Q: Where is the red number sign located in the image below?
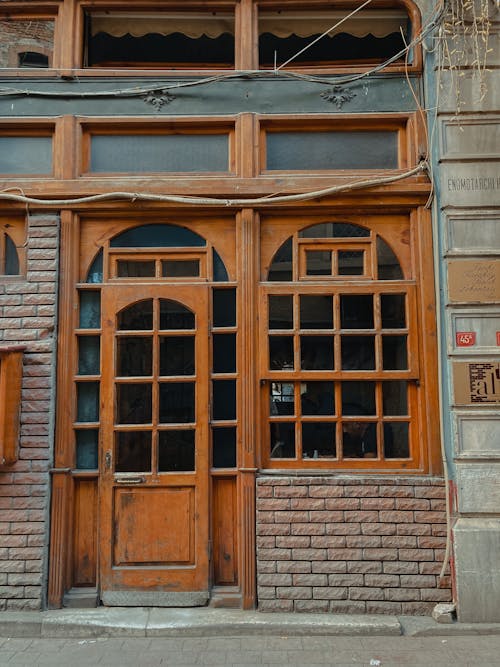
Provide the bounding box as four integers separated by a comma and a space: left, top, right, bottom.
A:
496, 332, 500, 346
456, 332, 476, 347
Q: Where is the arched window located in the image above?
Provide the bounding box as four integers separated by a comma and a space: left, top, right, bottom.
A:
0, 232, 20, 276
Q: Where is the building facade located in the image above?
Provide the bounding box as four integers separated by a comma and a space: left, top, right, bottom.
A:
0, 0, 498, 619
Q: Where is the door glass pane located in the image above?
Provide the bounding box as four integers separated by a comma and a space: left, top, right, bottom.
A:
116, 384, 152, 424
213, 379, 236, 420
213, 288, 236, 327
111, 223, 206, 248
300, 222, 370, 238
383, 381, 408, 415
213, 333, 236, 373
384, 422, 409, 458
306, 250, 331, 276
269, 295, 293, 330
270, 422, 295, 458
270, 382, 295, 416
75, 429, 98, 469
268, 238, 293, 282
76, 382, 100, 422
116, 260, 155, 277
117, 300, 153, 330
341, 335, 375, 369
213, 249, 229, 282
78, 336, 100, 375
300, 295, 333, 329
301, 381, 335, 415
341, 381, 376, 415
160, 299, 195, 330
79, 291, 101, 329
115, 431, 152, 472
381, 294, 406, 328
159, 382, 195, 423
269, 336, 294, 370
5, 235, 19, 275
158, 430, 195, 472
338, 250, 364, 275
212, 427, 236, 468
342, 422, 377, 458
300, 336, 334, 370
117, 337, 152, 376
162, 259, 200, 277
302, 423, 336, 459
160, 336, 195, 375
340, 295, 374, 329
86, 251, 103, 283
382, 335, 408, 370
377, 237, 403, 280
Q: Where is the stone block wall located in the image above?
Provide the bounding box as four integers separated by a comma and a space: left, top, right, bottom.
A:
256, 476, 452, 614
0, 213, 59, 610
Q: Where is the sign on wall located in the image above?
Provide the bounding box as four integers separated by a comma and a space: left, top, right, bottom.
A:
453, 361, 500, 405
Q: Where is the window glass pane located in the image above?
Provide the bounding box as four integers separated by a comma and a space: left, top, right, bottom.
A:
268, 238, 293, 281
75, 429, 98, 469
158, 430, 195, 472
160, 299, 194, 330
377, 236, 403, 280
270, 382, 295, 416
302, 423, 336, 459
78, 336, 100, 375
212, 426, 236, 468
118, 300, 153, 331
116, 260, 155, 277
0, 137, 52, 174
0, 19, 54, 68
76, 382, 100, 422
300, 295, 333, 329
383, 381, 408, 416
269, 336, 294, 370
338, 250, 364, 276
213, 379, 236, 421
382, 335, 408, 370
213, 288, 236, 327
79, 291, 101, 329
213, 333, 236, 373
306, 250, 331, 276
342, 381, 376, 416
4, 235, 19, 275
115, 431, 151, 472
86, 250, 103, 283
117, 337, 152, 376
340, 295, 374, 329
270, 422, 295, 458
111, 224, 205, 248
116, 383, 152, 424
266, 132, 398, 170
384, 422, 409, 458
299, 222, 369, 238
213, 249, 229, 282
269, 295, 293, 330
301, 381, 334, 415
90, 134, 229, 173
162, 259, 200, 278
341, 335, 375, 370
159, 382, 195, 423
160, 336, 195, 375
381, 294, 406, 328
342, 422, 377, 459
300, 335, 333, 370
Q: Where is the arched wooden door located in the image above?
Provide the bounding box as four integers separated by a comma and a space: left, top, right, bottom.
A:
99, 284, 210, 605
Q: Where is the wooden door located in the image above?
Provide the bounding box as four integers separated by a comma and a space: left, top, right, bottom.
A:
99, 284, 210, 606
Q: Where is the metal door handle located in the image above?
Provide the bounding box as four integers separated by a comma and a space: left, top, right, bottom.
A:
115, 476, 146, 484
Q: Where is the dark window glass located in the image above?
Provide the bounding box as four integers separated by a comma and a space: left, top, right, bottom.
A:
213, 288, 236, 327
161, 259, 200, 278
266, 132, 398, 171
213, 379, 236, 420
341, 381, 376, 416
160, 336, 195, 375
301, 381, 334, 415
377, 237, 403, 280
0, 137, 52, 174
4, 235, 19, 275
300, 295, 333, 329
269, 336, 294, 370
18, 51, 49, 68
115, 431, 151, 472
86, 250, 103, 283
111, 224, 205, 248
79, 291, 101, 329
306, 250, 331, 276
268, 238, 293, 281
269, 295, 293, 330
300, 335, 333, 370
383, 381, 408, 416
116, 383, 152, 424
299, 222, 369, 238
116, 260, 155, 278
340, 295, 374, 329
76, 382, 100, 422
270, 422, 295, 458
341, 335, 375, 370
213, 333, 236, 373
381, 294, 406, 328
160, 299, 195, 330
270, 382, 295, 416
75, 429, 98, 469
213, 249, 229, 282
338, 250, 364, 276
302, 423, 336, 459
158, 430, 195, 472
382, 335, 408, 370
78, 336, 100, 375
117, 337, 152, 376
118, 300, 153, 331
384, 422, 409, 458
212, 427, 237, 468
342, 422, 377, 459
159, 382, 195, 423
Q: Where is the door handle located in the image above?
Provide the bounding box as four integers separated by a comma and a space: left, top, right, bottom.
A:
115, 476, 146, 484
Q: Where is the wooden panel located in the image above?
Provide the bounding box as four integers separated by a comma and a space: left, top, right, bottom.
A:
113, 487, 195, 566
0, 348, 24, 466
72, 478, 97, 586
212, 476, 238, 585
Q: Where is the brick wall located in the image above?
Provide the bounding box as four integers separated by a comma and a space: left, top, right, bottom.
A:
0, 20, 54, 68
257, 475, 452, 614
0, 213, 59, 610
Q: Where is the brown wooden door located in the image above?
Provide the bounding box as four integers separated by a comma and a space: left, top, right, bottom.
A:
99, 284, 210, 606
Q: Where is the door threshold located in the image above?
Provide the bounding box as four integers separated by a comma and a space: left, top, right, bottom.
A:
209, 586, 242, 608
101, 590, 210, 607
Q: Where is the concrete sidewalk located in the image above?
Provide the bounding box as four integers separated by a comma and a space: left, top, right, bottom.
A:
1, 608, 500, 639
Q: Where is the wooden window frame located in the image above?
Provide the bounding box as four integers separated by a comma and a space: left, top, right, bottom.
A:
108, 250, 208, 281
0, 346, 25, 466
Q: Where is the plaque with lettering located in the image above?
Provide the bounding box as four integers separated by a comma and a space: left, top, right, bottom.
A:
448, 260, 500, 303
453, 361, 500, 405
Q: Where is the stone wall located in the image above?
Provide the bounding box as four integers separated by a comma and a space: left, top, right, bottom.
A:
0, 213, 59, 610
256, 476, 451, 614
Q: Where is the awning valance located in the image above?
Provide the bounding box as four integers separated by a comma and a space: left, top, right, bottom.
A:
90, 13, 235, 38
